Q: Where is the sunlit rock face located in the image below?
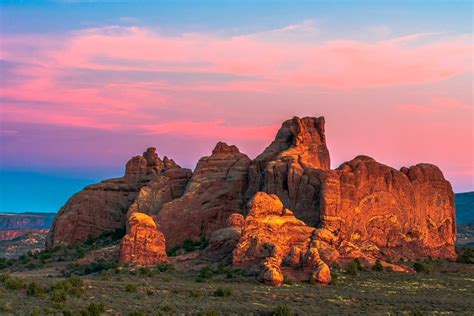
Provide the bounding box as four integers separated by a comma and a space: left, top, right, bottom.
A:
156, 142, 252, 247
47, 147, 188, 246
233, 192, 331, 286
315, 156, 456, 261
47, 115, 456, 269
119, 212, 168, 266
246, 116, 331, 226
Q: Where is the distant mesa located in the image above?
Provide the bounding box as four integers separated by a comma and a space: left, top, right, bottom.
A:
45, 116, 457, 286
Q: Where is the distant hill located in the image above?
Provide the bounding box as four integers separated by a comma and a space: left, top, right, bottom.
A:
0, 212, 56, 230
456, 192, 474, 225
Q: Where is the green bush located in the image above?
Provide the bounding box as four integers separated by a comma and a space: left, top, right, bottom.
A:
199, 308, 220, 316
128, 312, 146, 316
27, 281, 45, 297
196, 266, 214, 282
49, 277, 84, 298
0, 273, 26, 290
189, 289, 201, 298
273, 304, 293, 316
50, 289, 68, 303
345, 261, 359, 275
372, 259, 384, 272
0, 302, 13, 313
167, 237, 209, 256
161, 303, 175, 313
456, 247, 474, 264
125, 283, 138, 293
413, 261, 430, 273
213, 287, 232, 297
81, 303, 105, 316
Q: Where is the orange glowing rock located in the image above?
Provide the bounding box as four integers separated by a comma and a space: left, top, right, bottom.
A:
119, 212, 168, 266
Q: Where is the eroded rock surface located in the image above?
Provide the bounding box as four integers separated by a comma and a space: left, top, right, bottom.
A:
246, 116, 330, 226
47, 147, 185, 246
119, 212, 168, 266
233, 192, 331, 286
156, 142, 251, 247
316, 156, 456, 261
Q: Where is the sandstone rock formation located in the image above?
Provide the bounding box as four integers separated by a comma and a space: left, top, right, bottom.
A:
233, 192, 331, 286
156, 142, 251, 247
119, 212, 168, 266
47, 147, 189, 246
246, 116, 330, 226
47, 115, 457, 282
315, 156, 456, 261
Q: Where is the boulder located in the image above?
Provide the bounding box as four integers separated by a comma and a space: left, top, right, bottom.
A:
119, 213, 168, 266
233, 192, 331, 286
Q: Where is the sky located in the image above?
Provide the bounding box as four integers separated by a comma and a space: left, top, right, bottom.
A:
0, 0, 473, 212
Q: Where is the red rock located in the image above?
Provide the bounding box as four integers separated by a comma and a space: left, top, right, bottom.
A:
156, 142, 251, 247
47, 147, 186, 247
127, 167, 192, 217
119, 212, 168, 266
227, 213, 245, 229
317, 156, 456, 261
246, 116, 330, 226
233, 192, 331, 286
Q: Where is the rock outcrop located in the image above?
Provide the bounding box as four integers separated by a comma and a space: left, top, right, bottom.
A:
46, 115, 457, 283
246, 116, 330, 226
156, 142, 251, 247
315, 156, 456, 261
119, 212, 168, 266
47, 147, 189, 246
233, 192, 331, 286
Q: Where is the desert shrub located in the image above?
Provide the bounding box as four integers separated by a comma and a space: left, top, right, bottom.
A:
213, 287, 232, 297
199, 308, 220, 316
66, 259, 118, 276
155, 263, 173, 273
161, 303, 175, 313
168, 237, 209, 256
189, 289, 201, 298
0, 273, 26, 290
413, 261, 430, 273
372, 259, 384, 272
196, 266, 214, 282
345, 261, 359, 275
0, 302, 13, 313
456, 247, 474, 264
49, 277, 84, 298
50, 289, 68, 303
29, 307, 42, 316
27, 281, 45, 297
125, 283, 138, 293
353, 258, 363, 271
283, 276, 295, 285
273, 304, 293, 316
138, 267, 151, 276
81, 302, 105, 316
0, 258, 15, 270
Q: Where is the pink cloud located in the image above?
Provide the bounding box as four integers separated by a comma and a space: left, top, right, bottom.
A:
399, 97, 472, 113
142, 120, 279, 141
0, 24, 472, 191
